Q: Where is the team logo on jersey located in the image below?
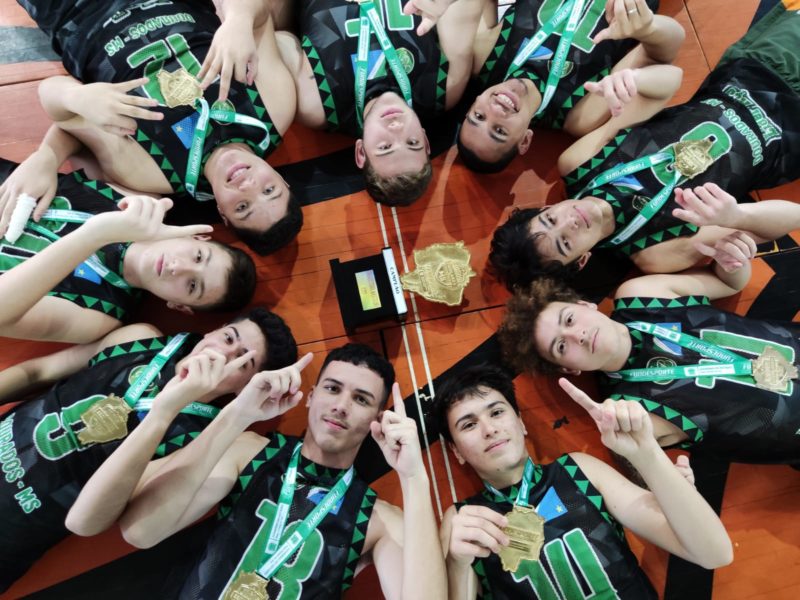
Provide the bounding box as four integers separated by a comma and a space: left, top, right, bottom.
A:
653, 323, 683, 356
396, 47, 415, 74
73, 262, 102, 284
128, 365, 159, 396
171, 112, 200, 149
307, 486, 345, 515
646, 356, 677, 385
536, 487, 567, 521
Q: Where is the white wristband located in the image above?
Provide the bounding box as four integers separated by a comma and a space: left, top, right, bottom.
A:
4, 194, 37, 244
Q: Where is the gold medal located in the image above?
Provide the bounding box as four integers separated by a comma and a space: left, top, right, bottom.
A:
672, 138, 713, 179
400, 241, 476, 306
752, 346, 798, 393
222, 571, 269, 600
498, 505, 546, 573
77, 394, 133, 445
157, 68, 202, 108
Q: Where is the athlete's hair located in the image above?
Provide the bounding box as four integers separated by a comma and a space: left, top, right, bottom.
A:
489, 207, 580, 291
457, 130, 518, 174
498, 278, 582, 374
231, 306, 298, 370
231, 190, 304, 256
363, 158, 433, 206
195, 243, 256, 312
319, 343, 396, 407
433, 364, 519, 443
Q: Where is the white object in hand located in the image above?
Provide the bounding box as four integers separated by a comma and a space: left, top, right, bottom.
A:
5, 194, 37, 244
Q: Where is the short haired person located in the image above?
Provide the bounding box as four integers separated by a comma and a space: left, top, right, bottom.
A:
489, 0, 800, 288
0, 305, 298, 591
434, 364, 732, 599
459, 0, 685, 173
276, 0, 484, 205
14, 0, 302, 254
0, 167, 255, 343
65, 343, 446, 599
500, 227, 800, 464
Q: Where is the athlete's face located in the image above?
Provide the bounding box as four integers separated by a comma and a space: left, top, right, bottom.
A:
447, 389, 528, 479
356, 92, 430, 177
528, 200, 605, 267
458, 79, 536, 163
187, 318, 267, 394
305, 361, 386, 458
206, 145, 290, 233
128, 237, 232, 312
534, 301, 621, 374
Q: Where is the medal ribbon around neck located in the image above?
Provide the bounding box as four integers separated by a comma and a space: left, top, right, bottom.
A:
576, 145, 688, 247
354, 1, 414, 130
256, 442, 354, 580
184, 98, 273, 198
484, 458, 540, 507
27, 209, 132, 290
505, 0, 587, 117
607, 321, 759, 382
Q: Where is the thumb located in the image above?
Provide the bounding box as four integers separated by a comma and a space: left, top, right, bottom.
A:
675, 454, 690, 468
584, 81, 600, 94
417, 17, 435, 36
370, 420, 385, 445
157, 197, 174, 212
402, 0, 419, 16
593, 27, 611, 44
693, 240, 716, 258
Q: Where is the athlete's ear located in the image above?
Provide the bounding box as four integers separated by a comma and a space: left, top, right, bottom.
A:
354, 139, 366, 169
450, 442, 466, 465
166, 301, 194, 315
517, 129, 534, 156
519, 415, 528, 436
558, 366, 582, 376
192, 234, 212, 241
577, 300, 597, 310
576, 252, 591, 270
306, 385, 315, 407
423, 129, 431, 156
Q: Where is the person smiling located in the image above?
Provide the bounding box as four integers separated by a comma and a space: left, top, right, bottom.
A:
433, 364, 731, 599
65, 343, 445, 599
0, 171, 255, 344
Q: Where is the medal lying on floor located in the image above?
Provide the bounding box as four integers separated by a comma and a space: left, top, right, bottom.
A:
400, 241, 476, 306
499, 504, 546, 572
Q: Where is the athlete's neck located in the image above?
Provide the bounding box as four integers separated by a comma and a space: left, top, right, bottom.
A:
602, 322, 634, 372
300, 431, 357, 470
481, 454, 530, 491
120, 244, 143, 288
585, 196, 617, 238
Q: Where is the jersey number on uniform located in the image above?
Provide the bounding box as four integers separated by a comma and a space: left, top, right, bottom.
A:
219, 499, 324, 599
510, 528, 620, 599
538, 0, 605, 53
126, 33, 201, 105
345, 0, 414, 37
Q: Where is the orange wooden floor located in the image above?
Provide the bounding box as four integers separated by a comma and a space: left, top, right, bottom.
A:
1, 1, 799, 598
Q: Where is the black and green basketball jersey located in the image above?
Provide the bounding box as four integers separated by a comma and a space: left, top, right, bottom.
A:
299, 0, 448, 137
178, 433, 376, 599
462, 455, 656, 599
477, 0, 657, 129
605, 296, 800, 464
0, 333, 211, 592
19, 0, 281, 199
564, 57, 800, 256
0, 161, 140, 322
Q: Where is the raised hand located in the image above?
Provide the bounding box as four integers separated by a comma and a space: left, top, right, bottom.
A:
447, 505, 510, 565
198, 14, 258, 103
672, 183, 742, 229
70, 77, 163, 136
694, 230, 757, 273
584, 68, 638, 117
402, 0, 457, 36
87, 196, 213, 244
593, 0, 655, 44
558, 378, 658, 459
230, 352, 314, 426
0, 150, 59, 236
370, 383, 425, 480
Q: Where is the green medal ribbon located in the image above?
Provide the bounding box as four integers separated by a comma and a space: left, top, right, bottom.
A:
607, 321, 755, 382
484, 458, 539, 507
257, 442, 354, 580
354, 1, 414, 130
26, 209, 132, 290
576, 149, 680, 247
184, 98, 272, 198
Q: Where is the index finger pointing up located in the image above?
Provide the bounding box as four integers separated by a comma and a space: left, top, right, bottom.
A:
391, 382, 406, 418
294, 352, 314, 373
558, 378, 602, 421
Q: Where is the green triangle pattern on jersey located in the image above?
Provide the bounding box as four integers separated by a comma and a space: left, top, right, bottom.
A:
541, 67, 612, 130
88, 335, 169, 367
557, 454, 624, 539
611, 393, 704, 444
134, 128, 186, 194
477, 5, 516, 86
340, 487, 378, 592
565, 130, 631, 190
614, 295, 710, 311
301, 36, 340, 130
154, 431, 200, 458
434, 51, 450, 114
617, 222, 699, 257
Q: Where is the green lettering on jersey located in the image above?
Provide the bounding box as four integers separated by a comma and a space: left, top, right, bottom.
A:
219, 498, 324, 599
33, 395, 104, 461
126, 33, 202, 104
651, 122, 732, 185
695, 329, 795, 395
345, 0, 414, 37
510, 529, 620, 599
538, 0, 605, 54
0, 195, 70, 273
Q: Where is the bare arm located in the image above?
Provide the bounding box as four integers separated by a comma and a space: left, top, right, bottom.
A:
252, 17, 297, 135
440, 505, 480, 600
437, 0, 485, 109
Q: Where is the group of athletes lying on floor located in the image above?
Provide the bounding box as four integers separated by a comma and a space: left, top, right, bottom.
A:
0, 0, 798, 598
